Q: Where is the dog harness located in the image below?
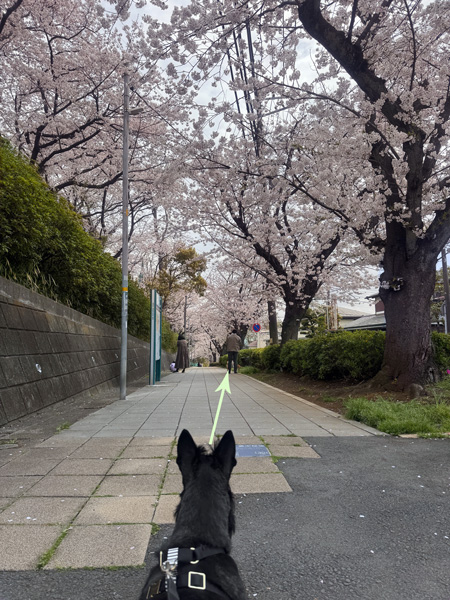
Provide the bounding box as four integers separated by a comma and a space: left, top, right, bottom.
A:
145, 545, 231, 600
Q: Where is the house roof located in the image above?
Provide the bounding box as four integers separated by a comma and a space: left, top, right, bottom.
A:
338, 306, 371, 319
341, 314, 386, 331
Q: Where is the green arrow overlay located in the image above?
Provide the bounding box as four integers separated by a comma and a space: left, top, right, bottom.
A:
209, 371, 231, 444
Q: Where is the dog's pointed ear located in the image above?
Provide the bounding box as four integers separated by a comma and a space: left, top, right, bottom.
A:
177, 429, 198, 476
214, 430, 236, 478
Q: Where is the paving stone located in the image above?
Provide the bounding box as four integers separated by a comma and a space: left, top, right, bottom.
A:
268, 445, 320, 458
162, 474, 183, 494
46, 524, 152, 569
92, 429, 138, 438
94, 474, 161, 497
22, 447, 76, 460
0, 496, 86, 524
233, 435, 265, 445
230, 473, 292, 494
74, 496, 156, 525
0, 497, 13, 510
120, 445, 171, 459
153, 495, 179, 524
166, 460, 181, 474
0, 525, 62, 570
0, 457, 62, 476
0, 476, 41, 497
35, 438, 85, 449
25, 475, 103, 497
109, 458, 167, 475
51, 458, 113, 476
262, 435, 308, 446
70, 444, 127, 459
234, 457, 280, 473
134, 430, 176, 438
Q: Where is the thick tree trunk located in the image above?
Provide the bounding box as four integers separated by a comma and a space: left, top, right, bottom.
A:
281, 301, 307, 345
268, 300, 278, 344
378, 249, 438, 392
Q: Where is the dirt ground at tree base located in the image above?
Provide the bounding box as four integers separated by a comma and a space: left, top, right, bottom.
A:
248, 371, 411, 416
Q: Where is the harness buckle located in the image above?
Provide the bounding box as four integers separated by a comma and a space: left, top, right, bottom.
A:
190, 547, 199, 564
188, 571, 206, 590
161, 547, 179, 576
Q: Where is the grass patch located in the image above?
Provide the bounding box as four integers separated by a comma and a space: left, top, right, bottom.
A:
239, 366, 260, 375
344, 397, 450, 436
56, 422, 71, 433
320, 395, 342, 403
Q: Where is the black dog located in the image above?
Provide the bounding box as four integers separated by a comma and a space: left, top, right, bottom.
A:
139, 429, 246, 600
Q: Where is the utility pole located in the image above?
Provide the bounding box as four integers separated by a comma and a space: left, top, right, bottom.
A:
184, 295, 187, 333
442, 249, 450, 334
119, 72, 130, 400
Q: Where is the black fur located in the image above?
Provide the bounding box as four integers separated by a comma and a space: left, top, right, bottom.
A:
139, 430, 246, 600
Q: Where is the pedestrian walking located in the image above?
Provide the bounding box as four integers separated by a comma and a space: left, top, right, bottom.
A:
175, 333, 189, 373
226, 329, 241, 374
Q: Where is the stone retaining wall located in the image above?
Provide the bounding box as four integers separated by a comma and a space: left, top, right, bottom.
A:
0, 276, 170, 425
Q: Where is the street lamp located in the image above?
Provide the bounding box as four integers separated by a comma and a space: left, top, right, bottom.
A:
119, 72, 143, 400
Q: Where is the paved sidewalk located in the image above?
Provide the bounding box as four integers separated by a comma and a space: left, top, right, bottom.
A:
0, 368, 382, 572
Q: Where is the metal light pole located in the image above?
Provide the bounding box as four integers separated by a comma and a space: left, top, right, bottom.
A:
442, 249, 450, 334
184, 295, 187, 333
119, 72, 130, 400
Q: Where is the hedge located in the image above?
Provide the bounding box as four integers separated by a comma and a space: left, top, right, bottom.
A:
0, 138, 180, 347
236, 332, 450, 381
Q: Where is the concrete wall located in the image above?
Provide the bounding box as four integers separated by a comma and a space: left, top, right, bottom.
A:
0, 276, 171, 426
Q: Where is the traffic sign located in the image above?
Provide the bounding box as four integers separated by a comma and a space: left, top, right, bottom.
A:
252, 323, 261, 332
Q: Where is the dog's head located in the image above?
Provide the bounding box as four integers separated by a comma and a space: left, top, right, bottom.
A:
176, 429, 237, 484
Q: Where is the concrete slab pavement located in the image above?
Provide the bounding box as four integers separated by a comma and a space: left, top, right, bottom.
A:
0, 367, 383, 572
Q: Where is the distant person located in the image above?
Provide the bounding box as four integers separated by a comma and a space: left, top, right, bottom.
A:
175, 333, 189, 373
226, 329, 241, 374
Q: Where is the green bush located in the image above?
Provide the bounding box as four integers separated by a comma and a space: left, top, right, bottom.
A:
281, 331, 385, 380
0, 138, 152, 341
219, 354, 228, 368
161, 317, 178, 353
237, 349, 254, 366
432, 332, 450, 373
260, 344, 281, 371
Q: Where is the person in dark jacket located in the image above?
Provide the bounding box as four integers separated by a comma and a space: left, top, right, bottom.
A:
175, 333, 189, 373
226, 329, 241, 374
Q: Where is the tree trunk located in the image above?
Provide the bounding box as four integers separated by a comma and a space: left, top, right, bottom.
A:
281, 301, 307, 345
237, 324, 247, 348
268, 300, 278, 344
378, 248, 438, 392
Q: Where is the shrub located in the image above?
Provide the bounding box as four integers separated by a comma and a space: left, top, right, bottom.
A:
280, 331, 385, 380
161, 317, 178, 353
238, 349, 254, 366
0, 138, 154, 342
432, 332, 450, 373
219, 354, 228, 368
260, 344, 281, 371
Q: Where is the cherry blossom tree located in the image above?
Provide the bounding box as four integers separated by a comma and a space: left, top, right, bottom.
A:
145, 0, 450, 391
0, 0, 180, 259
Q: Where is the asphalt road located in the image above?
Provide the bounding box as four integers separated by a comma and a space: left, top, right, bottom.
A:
0, 436, 449, 600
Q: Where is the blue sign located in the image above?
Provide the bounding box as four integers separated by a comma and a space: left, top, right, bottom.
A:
252, 323, 261, 333
235, 444, 271, 458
